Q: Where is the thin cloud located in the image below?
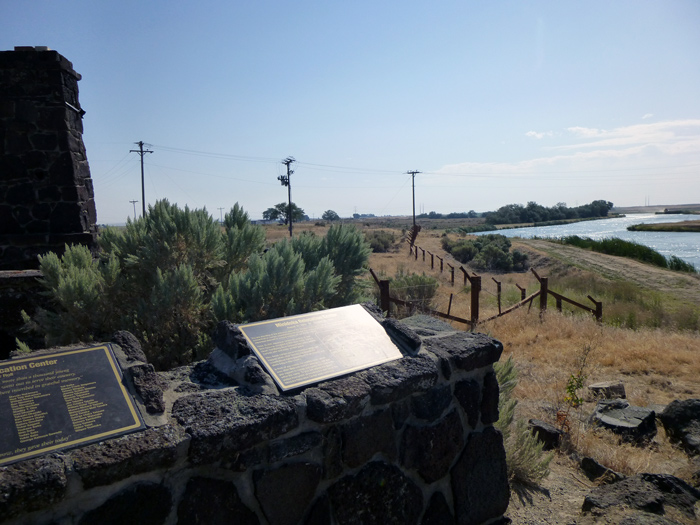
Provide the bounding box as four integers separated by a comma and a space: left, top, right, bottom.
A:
434, 119, 700, 178
525, 130, 554, 139
555, 120, 700, 150
642, 113, 653, 119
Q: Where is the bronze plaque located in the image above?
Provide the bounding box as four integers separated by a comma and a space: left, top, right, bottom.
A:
0, 345, 144, 466
238, 304, 403, 391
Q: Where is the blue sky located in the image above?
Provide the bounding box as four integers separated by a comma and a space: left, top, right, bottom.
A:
3, 1, 700, 223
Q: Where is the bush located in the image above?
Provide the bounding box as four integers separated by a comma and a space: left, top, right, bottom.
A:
22, 244, 121, 346
494, 356, 553, 485
385, 270, 439, 317
472, 244, 513, 272
24, 203, 371, 369
211, 239, 339, 322
452, 242, 479, 263
557, 236, 696, 272
24, 200, 265, 369
365, 230, 396, 253
442, 233, 526, 271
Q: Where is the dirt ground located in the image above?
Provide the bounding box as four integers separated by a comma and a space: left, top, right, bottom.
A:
504, 454, 699, 524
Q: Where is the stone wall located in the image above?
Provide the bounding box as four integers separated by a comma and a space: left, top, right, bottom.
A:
0, 313, 510, 525
0, 46, 97, 271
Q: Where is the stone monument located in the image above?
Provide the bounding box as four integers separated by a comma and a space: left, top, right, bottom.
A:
0, 46, 97, 270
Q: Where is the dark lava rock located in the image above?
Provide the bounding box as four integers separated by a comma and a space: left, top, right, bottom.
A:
422, 332, 503, 376
528, 419, 564, 451
231, 355, 279, 396
70, 425, 188, 488
421, 491, 454, 525
213, 320, 251, 360
591, 399, 657, 443
305, 375, 371, 423
328, 461, 423, 525
410, 383, 452, 422
454, 378, 481, 429
658, 399, 700, 455
582, 473, 700, 518
451, 427, 510, 525
111, 330, 147, 363
381, 317, 422, 355
588, 380, 626, 400
172, 390, 298, 464
254, 462, 322, 525
400, 314, 456, 337
268, 431, 322, 463
580, 456, 625, 484
481, 371, 500, 424
341, 409, 397, 468
401, 409, 465, 483
78, 481, 171, 525
360, 353, 438, 405
127, 363, 165, 413
177, 476, 259, 525
0, 455, 67, 520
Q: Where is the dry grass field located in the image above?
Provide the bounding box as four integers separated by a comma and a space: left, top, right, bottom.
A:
264, 221, 700, 491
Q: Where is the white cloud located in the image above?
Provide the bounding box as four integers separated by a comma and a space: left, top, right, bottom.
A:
525, 130, 553, 139
642, 113, 653, 119
557, 120, 700, 151
566, 126, 606, 138
434, 119, 700, 178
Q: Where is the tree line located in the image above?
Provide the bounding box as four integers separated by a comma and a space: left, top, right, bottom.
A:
483, 200, 614, 225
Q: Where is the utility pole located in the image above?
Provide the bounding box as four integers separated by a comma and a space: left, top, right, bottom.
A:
406, 170, 421, 228
218, 207, 225, 224
130, 141, 153, 217
279, 157, 295, 237
129, 200, 138, 220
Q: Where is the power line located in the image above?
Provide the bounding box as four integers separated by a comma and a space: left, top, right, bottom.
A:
130, 141, 153, 217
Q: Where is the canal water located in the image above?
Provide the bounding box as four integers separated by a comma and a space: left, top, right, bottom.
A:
481, 214, 700, 268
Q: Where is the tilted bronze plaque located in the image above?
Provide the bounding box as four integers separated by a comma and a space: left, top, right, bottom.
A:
0, 345, 144, 466
239, 304, 403, 391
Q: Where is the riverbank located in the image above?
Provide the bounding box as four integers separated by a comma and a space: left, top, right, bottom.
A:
628, 220, 700, 232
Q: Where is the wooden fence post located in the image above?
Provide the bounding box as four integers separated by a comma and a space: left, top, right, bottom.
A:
492, 277, 502, 314
588, 295, 603, 322
415, 246, 418, 260
379, 280, 391, 316
470, 275, 481, 329
429, 251, 434, 269
539, 277, 548, 318
448, 264, 454, 285
420, 247, 425, 261
460, 266, 469, 286
516, 283, 526, 301
438, 256, 443, 272
447, 293, 453, 316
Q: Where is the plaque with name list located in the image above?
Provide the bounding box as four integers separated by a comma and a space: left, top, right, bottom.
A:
238, 304, 403, 391
0, 345, 145, 466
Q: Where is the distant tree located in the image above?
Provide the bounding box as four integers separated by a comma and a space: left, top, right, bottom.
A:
262, 202, 306, 224
322, 210, 340, 221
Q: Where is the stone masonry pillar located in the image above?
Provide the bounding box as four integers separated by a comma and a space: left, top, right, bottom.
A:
0, 46, 97, 270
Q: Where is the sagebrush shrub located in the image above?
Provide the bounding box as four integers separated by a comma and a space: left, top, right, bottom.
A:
23, 201, 371, 369
364, 230, 396, 253
494, 356, 553, 485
